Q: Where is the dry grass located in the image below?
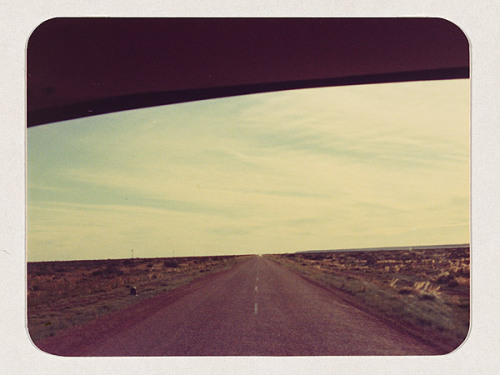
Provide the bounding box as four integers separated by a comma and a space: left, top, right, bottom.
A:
27, 255, 239, 343
269, 246, 470, 353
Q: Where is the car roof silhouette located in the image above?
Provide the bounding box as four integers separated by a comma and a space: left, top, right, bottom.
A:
27, 18, 469, 127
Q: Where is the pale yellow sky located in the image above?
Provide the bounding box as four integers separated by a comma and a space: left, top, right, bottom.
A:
27, 79, 469, 261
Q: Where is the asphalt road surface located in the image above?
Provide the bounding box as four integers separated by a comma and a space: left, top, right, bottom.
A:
37, 256, 436, 356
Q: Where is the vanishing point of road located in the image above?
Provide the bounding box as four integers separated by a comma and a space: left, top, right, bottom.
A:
36, 256, 436, 356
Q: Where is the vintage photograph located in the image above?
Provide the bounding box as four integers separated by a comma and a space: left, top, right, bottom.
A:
26, 18, 470, 356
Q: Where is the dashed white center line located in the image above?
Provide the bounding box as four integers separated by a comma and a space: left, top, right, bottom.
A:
254, 274, 259, 315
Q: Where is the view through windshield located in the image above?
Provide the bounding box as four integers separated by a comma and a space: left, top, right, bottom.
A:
27, 79, 469, 262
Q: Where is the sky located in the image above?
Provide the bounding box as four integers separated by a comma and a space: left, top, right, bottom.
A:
27, 79, 470, 261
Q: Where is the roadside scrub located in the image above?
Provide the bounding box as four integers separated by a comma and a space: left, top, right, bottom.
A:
268, 247, 470, 354
27, 256, 238, 343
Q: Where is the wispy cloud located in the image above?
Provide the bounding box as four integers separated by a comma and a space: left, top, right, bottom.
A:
27, 79, 469, 261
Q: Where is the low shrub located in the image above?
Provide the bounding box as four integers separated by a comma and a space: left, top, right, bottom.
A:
164, 260, 178, 268
91, 266, 125, 278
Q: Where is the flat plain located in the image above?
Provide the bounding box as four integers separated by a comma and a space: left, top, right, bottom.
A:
27, 246, 469, 355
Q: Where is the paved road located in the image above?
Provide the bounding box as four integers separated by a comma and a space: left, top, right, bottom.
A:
39, 256, 436, 356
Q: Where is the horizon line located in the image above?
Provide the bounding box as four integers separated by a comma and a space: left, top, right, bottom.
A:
27, 243, 470, 263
